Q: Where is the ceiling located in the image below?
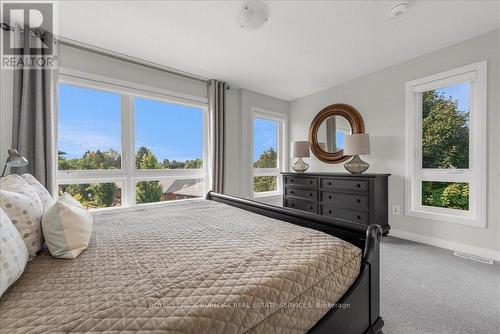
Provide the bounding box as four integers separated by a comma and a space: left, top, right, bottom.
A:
58, 1, 499, 101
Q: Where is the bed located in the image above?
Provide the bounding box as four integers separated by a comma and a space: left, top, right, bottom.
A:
0, 192, 383, 334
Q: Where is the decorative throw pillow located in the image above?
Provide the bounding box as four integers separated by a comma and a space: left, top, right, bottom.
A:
0, 209, 29, 297
0, 175, 44, 259
42, 193, 93, 259
21, 174, 54, 212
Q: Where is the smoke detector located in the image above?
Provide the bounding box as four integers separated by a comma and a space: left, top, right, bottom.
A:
237, 1, 270, 30
389, 2, 409, 18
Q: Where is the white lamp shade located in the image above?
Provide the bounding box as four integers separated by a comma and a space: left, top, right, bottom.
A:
291, 141, 310, 158
344, 134, 370, 155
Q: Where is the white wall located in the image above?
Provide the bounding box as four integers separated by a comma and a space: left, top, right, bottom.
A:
0, 69, 14, 173
289, 30, 500, 258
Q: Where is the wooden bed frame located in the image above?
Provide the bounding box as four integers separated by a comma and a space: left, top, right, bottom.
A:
207, 192, 384, 334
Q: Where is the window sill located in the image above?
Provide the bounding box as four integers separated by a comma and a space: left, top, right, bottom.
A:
405, 208, 486, 228
90, 198, 205, 215
253, 191, 282, 199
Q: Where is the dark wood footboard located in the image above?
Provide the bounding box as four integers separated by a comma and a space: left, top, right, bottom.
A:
206, 192, 384, 334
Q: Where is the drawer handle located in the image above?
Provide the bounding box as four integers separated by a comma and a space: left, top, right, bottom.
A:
356, 215, 361, 220
356, 183, 361, 188
291, 203, 294, 207
328, 195, 332, 199
328, 210, 333, 214
328, 182, 332, 186
356, 199, 361, 203
291, 179, 294, 183
309, 193, 313, 197
290, 190, 295, 194
310, 180, 313, 184
310, 206, 314, 210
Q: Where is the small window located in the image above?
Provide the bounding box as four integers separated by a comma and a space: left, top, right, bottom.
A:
405, 61, 487, 226
252, 110, 286, 196
58, 84, 122, 170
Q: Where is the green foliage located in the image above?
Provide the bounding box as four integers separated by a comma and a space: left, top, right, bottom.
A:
253, 147, 277, 168
253, 176, 277, 193
422, 182, 469, 211
162, 158, 202, 169
422, 90, 469, 169
91, 183, 118, 207
60, 182, 119, 209
253, 148, 278, 192
59, 149, 121, 170
136, 180, 163, 204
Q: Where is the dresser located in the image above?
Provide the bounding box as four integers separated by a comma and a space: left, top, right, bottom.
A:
281, 172, 390, 234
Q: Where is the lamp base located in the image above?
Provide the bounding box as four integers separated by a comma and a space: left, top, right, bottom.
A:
344, 155, 369, 174
291, 157, 309, 173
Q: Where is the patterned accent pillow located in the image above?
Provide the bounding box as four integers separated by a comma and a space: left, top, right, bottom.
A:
0, 175, 44, 259
21, 174, 54, 212
0, 208, 28, 297
42, 193, 93, 259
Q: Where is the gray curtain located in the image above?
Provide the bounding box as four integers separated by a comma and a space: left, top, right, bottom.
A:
207, 80, 227, 193
12, 25, 57, 193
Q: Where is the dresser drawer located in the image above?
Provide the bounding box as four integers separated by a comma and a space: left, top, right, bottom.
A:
321, 192, 369, 210
320, 178, 368, 193
285, 198, 318, 213
284, 176, 318, 188
322, 205, 369, 225
285, 187, 318, 201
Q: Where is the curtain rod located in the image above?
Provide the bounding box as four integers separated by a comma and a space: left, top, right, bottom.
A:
56, 36, 210, 83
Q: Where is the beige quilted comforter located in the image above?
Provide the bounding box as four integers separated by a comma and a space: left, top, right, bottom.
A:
0, 200, 361, 334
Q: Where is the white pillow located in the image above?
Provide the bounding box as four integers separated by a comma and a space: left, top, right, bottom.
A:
0, 175, 44, 259
21, 174, 54, 212
0, 208, 28, 297
42, 193, 93, 259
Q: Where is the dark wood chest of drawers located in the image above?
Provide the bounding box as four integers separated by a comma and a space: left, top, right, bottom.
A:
281, 172, 390, 234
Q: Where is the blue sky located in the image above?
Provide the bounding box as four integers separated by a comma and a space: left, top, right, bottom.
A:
253, 117, 277, 162
59, 84, 203, 161
436, 82, 470, 113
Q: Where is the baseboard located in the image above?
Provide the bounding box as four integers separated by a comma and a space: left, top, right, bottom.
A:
389, 229, 500, 262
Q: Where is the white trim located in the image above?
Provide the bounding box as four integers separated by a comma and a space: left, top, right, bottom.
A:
251, 108, 288, 198
405, 61, 487, 227
59, 67, 208, 105
390, 229, 499, 262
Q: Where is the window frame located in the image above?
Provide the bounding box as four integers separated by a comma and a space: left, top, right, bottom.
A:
405, 61, 487, 227
251, 108, 287, 198
56, 69, 209, 210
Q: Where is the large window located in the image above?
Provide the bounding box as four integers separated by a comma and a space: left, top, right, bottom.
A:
252, 109, 286, 196
405, 61, 487, 226
57, 77, 208, 209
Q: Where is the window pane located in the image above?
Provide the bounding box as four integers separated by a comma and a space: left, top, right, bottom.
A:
136, 178, 203, 204
135, 98, 203, 170
58, 183, 122, 209
254, 118, 278, 168
421, 181, 469, 210
422, 82, 470, 169
254, 176, 277, 193
58, 84, 121, 170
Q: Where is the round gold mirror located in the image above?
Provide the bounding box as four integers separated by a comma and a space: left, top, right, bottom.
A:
309, 103, 365, 163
